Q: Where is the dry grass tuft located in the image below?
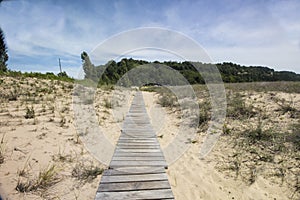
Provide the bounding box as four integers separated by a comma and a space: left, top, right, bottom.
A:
0, 134, 6, 164
72, 161, 103, 182
16, 164, 60, 193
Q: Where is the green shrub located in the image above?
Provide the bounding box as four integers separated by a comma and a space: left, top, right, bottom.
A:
287, 122, 300, 150
8, 88, 19, 101
72, 162, 103, 182
227, 93, 256, 119
241, 119, 273, 143
274, 97, 299, 118
158, 93, 177, 107
198, 100, 211, 127
25, 106, 35, 119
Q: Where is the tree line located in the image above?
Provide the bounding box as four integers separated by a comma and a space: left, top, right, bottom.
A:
81, 52, 300, 86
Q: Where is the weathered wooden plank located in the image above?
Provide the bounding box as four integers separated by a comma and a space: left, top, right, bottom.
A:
116, 146, 159, 150
124, 118, 150, 120
126, 115, 149, 118
115, 149, 161, 153
117, 144, 159, 148
121, 133, 155, 135
118, 138, 157, 141
121, 131, 155, 134
123, 121, 150, 123
118, 139, 157, 142
119, 135, 156, 138
121, 130, 155, 132
103, 167, 166, 175
120, 133, 156, 136
98, 180, 171, 192
118, 141, 158, 145
127, 111, 146, 113
121, 130, 154, 132
118, 141, 158, 144
100, 173, 168, 183
110, 160, 167, 167
119, 137, 157, 141
113, 152, 164, 157
95, 189, 174, 200
121, 129, 155, 132
123, 126, 151, 129
116, 145, 160, 149
117, 144, 158, 147
121, 131, 154, 134
119, 136, 156, 139
120, 134, 156, 137
124, 122, 150, 124
112, 156, 164, 161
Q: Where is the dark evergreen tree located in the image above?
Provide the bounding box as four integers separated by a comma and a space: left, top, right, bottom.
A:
0, 27, 8, 72
81, 51, 97, 81
57, 71, 69, 78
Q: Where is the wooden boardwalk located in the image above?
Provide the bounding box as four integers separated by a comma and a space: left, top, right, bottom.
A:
95, 92, 174, 199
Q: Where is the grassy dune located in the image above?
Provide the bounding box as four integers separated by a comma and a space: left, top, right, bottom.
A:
0, 75, 299, 199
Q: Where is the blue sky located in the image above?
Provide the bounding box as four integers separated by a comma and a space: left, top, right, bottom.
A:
0, 0, 300, 77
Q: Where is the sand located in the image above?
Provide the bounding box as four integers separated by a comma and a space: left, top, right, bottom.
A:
143, 91, 297, 200
0, 76, 299, 199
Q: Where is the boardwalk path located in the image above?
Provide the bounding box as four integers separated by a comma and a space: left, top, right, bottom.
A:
95, 92, 174, 199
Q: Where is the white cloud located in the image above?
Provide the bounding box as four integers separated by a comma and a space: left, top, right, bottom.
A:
209, 44, 300, 73
1, 1, 107, 58
90, 28, 212, 65
0, 0, 299, 74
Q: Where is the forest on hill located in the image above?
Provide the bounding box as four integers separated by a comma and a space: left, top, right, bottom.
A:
81, 52, 300, 86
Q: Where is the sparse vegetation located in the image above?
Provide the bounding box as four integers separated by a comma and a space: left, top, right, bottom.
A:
16, 164, 60, 193
274, 97, 299, 118
241, 117, 273, 143
0, 76, 84, 198
59, 115, 67, 127
287, 121, 300, 150
72, 161, 103, 182
225, 82, 300, 93
8, 88, 19, 101
158, 93, 177, 108
198, 100, 211, 128
227, 93, 256, 119
1, 70, 74, 82
25, 106, 35, 119
0, 134, 6, 164
103, 98, 112, 109
214, 85, 300, 198
52, 148, 74, 163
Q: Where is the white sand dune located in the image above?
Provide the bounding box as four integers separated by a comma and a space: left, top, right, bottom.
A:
0, 77, 298, 199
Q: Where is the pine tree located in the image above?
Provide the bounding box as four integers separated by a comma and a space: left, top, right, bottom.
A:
0, 27, 8, 72
81, 51, 98, 81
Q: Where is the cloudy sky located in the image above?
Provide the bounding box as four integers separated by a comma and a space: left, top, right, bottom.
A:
0, 0, 299, 77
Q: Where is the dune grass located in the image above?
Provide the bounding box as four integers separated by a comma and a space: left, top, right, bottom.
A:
16, 164, 60, 193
